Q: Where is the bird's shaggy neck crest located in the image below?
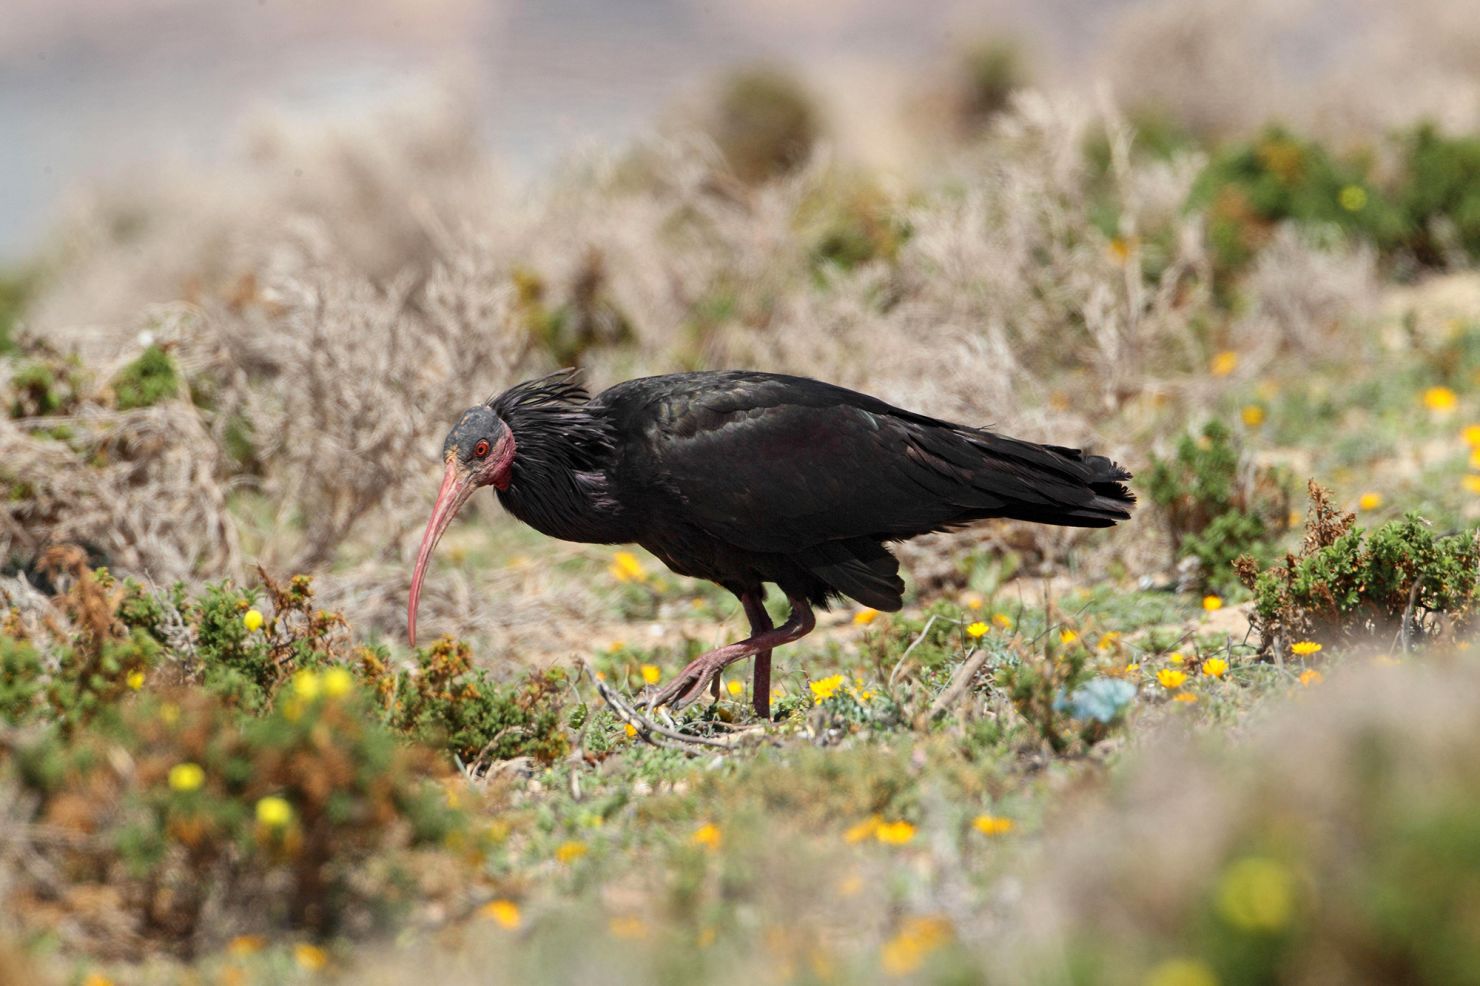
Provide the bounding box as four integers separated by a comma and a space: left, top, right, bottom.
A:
489, 371, 626, 543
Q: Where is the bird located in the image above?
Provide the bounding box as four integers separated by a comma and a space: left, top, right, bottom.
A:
409, 369, 1134, 719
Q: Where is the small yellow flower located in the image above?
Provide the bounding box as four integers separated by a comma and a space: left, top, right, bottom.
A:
1202, 658, 1229, 678
726, 679, 744, 697
322, 666, 354, 698
1173, 692, 1199, 704
1290, 640, 1322, 656
1058, 629, 1079, 645
481, 899, 522, 929
609, 916, 648, 939
555, 840, 588, 864
126, 669, 145, 690
242, 608, 264, 632
639, 664, 661, 685
227, 935, 266, 956
291, 669, 321, 700
875, 820, 916, 845
168, 762, 205, 792
1357, 491, 1383, 511
1425, 386, 1458, 414
1461, 424, 1480, 447
965, 621, 988, 638
1209, 350, 1238, 377
81, 974, 115, 986
623, 723, 638, 738
1157, 669, 1188, 690
1202, 595, 1223, 612
1124, 662, 1141, 675
844, 816, 881, 843
853, 607, 879, 625
160, 702, 179, 726
1167, 651, 1185, 665
1097, 632, 1121, 651
691, 822, 722, 849
609, 551, 647, 582
992, 612, 1013, 629
1218, 857, 1295, 931
962, 592, 984, 610
256, 795, 293, 829
1241, 403, 1265, 428
1298, 669, 1324, 687
880, 916, 952, 976
1338, 184, 1368, 212
1463, 474, 1480, 495
1146, 958, 1219, 986
973, 814, 1015, 836
294, 943, 328, 971
810, 674, 846, 701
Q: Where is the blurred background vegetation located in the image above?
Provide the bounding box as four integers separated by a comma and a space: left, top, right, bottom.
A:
2, 1, 1480, 983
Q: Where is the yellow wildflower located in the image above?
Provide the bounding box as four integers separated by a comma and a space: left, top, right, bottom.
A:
481, 899, 521, 929
255, 795, 293, 829
1059, 628, 1079, 645
623, 723, 637, 738
291, 669, 321, 700
242, 608, 264, 632
992, 612, 1013, 629
81, 975, 115, 986
609, 551, 647, 582
1338, 184, 1368, 212
1124, 662, 1141, 675
1463, 474, 1480, 494
1298, 669, 1324, 687
1173, 692, 1199, 704
1202, 658, 1229, 678
609, 916, 648, 939
726, 679, 744, 697
294, 943, 328, 971
1146, 958, 1219, 986
639, 663, 661, 685
973, 814, 1015, 836
168, 762, 205, 792
1425, 386, 1458, 413
1097, 631, 1121, 650
1290, 640, 1322, 656
227, 935, 266, 956
1157, 669, 1188, 690
1217, 857, 1295, 931
1202, 595, 1223, 612
962, 592, 984, 610
810, 674, 846, 701
880, 916, 952, 975
691, 822, 722, 849
853, 607, 879, 625
1241, 404, 1265, 428
160, 702, 179, 726
1462, 423, 1480, 447
844, 816, 881, 843
1357, 491, 1383, 511
965, 621, 988, 639
1209, 350, 1238, 377
126, 669, 145, 690
1167, 651, 1185, 664
322, 666, 354, 698
555, 840, 588, 864
875, 820, 916, 845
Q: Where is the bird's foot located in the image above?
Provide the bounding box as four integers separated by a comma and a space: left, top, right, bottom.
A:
643, 653, 730, 713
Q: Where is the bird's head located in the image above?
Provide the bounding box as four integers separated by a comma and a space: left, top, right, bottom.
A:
408, 405, 516, 645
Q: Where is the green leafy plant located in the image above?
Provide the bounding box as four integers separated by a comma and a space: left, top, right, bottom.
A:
111, 343, 181, 410
1144, 420, 1293, 592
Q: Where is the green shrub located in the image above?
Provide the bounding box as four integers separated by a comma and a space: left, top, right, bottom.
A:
704, 68, 821, 185
7, 353, 87, 418
950, 41, 1027, 135
1235, 482, 1480, 651
1393, 123, 1480, 264
111, 343, 181, 410
1144, 420, 1293, 593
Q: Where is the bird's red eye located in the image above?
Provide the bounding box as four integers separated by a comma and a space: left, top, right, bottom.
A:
473, 440, 490, 459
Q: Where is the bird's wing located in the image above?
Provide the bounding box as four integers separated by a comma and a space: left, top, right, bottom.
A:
611, 373, 1128, 555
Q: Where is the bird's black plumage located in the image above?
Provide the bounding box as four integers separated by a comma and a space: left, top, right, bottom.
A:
486, 369, 1133, 612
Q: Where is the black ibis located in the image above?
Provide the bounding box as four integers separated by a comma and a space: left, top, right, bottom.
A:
409, 370, 1134, 718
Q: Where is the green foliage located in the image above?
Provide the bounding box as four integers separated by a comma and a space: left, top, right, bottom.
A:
951, 41, 1027, 134
7, 352, 87, 418
0, 268, 35, 354
1393, 123, 1480, 264
1144, 420, 1292, 592
1190, 126, 1404, 271
800, 179, 911, 275
365, 637, 569, 767
1237, 483, 1480, 649
111, 343, 181, 410
705, 68, 821, 184
995, 633, 1125, 753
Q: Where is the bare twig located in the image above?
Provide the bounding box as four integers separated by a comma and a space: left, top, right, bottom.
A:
594, 679, 761, 752
926, 645, 996, 722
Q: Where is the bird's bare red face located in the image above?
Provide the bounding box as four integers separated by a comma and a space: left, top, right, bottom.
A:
408, 407, 515, 645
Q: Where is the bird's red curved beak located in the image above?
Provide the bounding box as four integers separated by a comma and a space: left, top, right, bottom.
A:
408, 456, 478, 646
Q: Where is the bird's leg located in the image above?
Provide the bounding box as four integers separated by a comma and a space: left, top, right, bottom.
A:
646, 596, 815, 714
740, 591, 775, 719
